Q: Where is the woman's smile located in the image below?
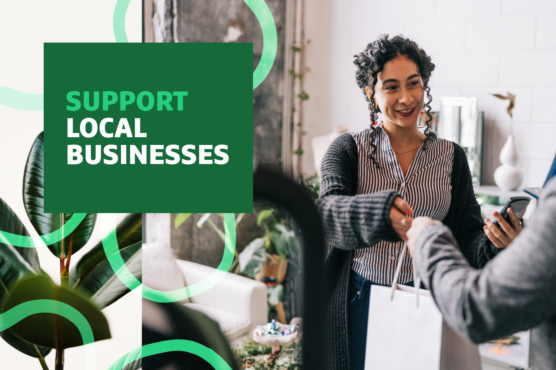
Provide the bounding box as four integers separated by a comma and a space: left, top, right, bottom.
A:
395, 107, 416, 117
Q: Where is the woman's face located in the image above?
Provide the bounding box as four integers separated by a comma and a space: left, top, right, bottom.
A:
366, 54, 425, 128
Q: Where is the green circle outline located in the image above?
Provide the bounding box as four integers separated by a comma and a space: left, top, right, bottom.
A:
107, 339, 232, 370
102, 213, 236, 303
0, 213, 87, 248
0, 299, 96, 370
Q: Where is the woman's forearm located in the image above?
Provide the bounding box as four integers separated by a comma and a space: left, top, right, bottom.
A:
317, 186, 399, 249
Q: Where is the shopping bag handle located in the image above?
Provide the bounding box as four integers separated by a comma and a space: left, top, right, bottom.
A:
389, 241, 420, 307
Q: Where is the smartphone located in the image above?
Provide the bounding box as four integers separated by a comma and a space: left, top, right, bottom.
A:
493, 196, 531, 227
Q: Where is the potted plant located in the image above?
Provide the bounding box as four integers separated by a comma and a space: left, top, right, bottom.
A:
173, 209, 301, 323
0, 132, 142, 370
237, 208, 300, 323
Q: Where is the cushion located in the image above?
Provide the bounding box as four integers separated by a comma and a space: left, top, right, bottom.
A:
142, 241, 191, 303
184, 303, 250, 342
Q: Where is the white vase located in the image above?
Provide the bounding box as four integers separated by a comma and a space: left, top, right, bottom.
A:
494, 135, 523, 191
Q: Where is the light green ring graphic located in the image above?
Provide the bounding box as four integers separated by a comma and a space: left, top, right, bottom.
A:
107, 339, 232, 370
0, 213, 87, 248
0, 87, 43, 110
0, 299, 96, 370
244, 0, 278, 89
114, 0, 132, 43
0, 0, 276, 109
102, 213, 236, 302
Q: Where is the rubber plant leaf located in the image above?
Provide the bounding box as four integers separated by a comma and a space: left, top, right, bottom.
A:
0, 197, 51, 358
77, 242, 142, 309
23, 132, 97, 258
1, 274, 111, 349
70, 213, 141, 288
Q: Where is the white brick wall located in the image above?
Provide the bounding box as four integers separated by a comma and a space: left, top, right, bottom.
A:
303, 0, 556, 188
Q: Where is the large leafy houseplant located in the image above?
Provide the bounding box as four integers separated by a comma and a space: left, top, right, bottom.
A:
0, 132, 142, 370
237, 208, 300, 322
237, 208, 300, 280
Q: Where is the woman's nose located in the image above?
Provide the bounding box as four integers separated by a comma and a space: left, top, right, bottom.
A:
399, 88, 414, 105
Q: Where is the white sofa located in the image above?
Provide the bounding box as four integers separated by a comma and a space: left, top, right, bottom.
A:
143, 242, 268, 347
176, 259, 268, 346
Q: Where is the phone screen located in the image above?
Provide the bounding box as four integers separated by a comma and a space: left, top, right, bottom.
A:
494, 197, 531, 226
505, 200, 528, 220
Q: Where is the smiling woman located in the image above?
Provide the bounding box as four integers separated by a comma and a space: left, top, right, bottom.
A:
316, 34, 525, 370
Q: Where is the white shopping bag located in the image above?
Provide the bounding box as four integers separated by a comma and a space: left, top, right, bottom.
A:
364, 243, 481, 370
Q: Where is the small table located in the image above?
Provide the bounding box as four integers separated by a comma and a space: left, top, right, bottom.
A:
253, 328, 298, 353
479, 331, 530, 370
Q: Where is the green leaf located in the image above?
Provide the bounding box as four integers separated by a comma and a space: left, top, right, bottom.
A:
291, 46, 301, 52
23, 132, 97, 258
235, 213, 245, 225
207, 217, 227, 242
271, 224, 300, 256
1, 274, 111, 349
267, 284, 284, 306
294, 148, 304, 156
297, 91, 309, 100
0, 197, 51, 358
256, 210, 273, 226
70, 213, 141, 287
305, 66, 312, 73
238, 239, 266, 278
174, 213, 191, 229
77, 242, 141, 309
197, 213, 211, 228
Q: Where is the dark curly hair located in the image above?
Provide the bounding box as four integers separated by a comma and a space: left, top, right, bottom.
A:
354, 34, 436, 168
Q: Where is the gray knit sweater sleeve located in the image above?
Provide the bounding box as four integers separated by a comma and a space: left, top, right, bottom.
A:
316, 133, 400, 249
414, 178, 556, 345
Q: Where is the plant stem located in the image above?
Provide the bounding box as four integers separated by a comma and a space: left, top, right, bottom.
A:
510, 117, 513, 136
60, 234, 74, 289
57, 215, 65, 370
34, 345, 50, 370
55, 348, 64, 370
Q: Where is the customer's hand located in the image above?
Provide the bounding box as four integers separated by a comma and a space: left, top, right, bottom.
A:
390, 197, 413, 241
407, 217, 442, 257
484, 207, 524, 249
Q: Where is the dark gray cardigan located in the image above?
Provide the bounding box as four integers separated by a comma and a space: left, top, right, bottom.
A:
316, 133, 498, 370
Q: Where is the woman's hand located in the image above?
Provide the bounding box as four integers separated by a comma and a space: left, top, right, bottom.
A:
484, 207, 524, 249
390, 197, 413, 241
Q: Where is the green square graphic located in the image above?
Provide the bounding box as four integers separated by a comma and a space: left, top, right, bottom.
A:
44, 43, 253, 213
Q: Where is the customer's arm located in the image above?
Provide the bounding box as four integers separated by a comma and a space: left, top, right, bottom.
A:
414, 179, 556, 343
316, 133, 400, 250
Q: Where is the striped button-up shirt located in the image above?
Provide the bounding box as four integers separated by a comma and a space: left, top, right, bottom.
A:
351, 125, 454, 285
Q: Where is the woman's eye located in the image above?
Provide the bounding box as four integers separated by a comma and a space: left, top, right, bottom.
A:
385, 86, 397, 90
409, 81, 419, 86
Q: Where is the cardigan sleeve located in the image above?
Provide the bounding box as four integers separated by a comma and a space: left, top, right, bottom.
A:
316, 133, 400, 250
449, 144, 499, 268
